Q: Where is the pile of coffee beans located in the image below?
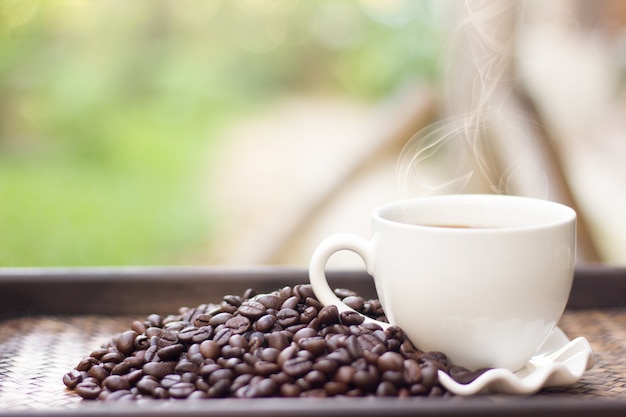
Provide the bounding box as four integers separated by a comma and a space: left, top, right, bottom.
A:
63, 284, 479, 400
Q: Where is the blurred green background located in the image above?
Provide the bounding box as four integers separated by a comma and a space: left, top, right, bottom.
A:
0, 0, 445, 266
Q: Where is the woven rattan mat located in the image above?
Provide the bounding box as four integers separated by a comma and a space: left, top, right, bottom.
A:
0, 309, 624, 410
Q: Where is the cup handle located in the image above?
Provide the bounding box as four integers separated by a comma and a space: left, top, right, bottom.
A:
308, 233, 390, 329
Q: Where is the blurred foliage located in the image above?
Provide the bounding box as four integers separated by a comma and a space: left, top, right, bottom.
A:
0, 0, 445, 266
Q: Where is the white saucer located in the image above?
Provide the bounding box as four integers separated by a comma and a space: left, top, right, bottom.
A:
438, 327, 595, 395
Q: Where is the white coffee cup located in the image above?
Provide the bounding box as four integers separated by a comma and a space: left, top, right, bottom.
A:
309, 194, 576, 371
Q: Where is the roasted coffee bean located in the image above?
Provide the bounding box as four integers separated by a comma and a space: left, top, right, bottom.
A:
208, 368, 234, 385
312, 358, 338, 375
346, 335, 363, 359
242, 288, 256, 299
326, 348, 352, 365
89, 348, 108, 360
157, 331, 178, 348
136, 376, 159, 395
209, 312, 232, 327
317, 305, 339, 325
193, 313, 212, 327
177, 326, 198, 343
231, 373, 253, 392
106, 389, 135, 401
353, 366, 380, 392
368, 299, 384, 316
75, 381, 102, 400
213, 328, 233, 347
195, 378, 210, 392
304, 297, 323, 311
142, 361, 176, 379
234, 362, 254, 376
376, 380, 398, 396
225, 316, 251, 334
387, 339, 401, 352
255, 294, 283, 310
221, 303, 238, 314
190, 326, 213, 343
63, 369, 83, 389
175, 359, 198, 374
199, 340, 220, 359
238, 300, 266, 319
164, 321, 187, 331
207, 378, 230, 398
160, 374, 181, 388
422, 351, 448, 366
294, 284, 315, 299
116, 330, 139, 355
382, 370, 404, 386
277, 344, 297, 367
255, 378, 278, 397
280, 383, 301, 397
286, 324, 306, 334
334, 288, 357, 298
448, 365, 490, 384
362, 349, 380, 365
299, 306, 318, 324
339, 310, 365, 326
229, 334, 249, 349
422, 358, 447, 372
295, 377, 311, 392
222, 345, 243, 359
293, 327, 317, 343
352, 357, 368, 371
266, 331, 290, 350
420, 365, 438, 390
276, 308, 299, 327
281, 296, 300, 310
282, 356, 313, 377
200, 363, 220, 378
255, 315, 276, 332
259, 347, 280, 362
147, 314, 162, 327
372, 343, 388, 356
76, 357, 99, 372
343, 296, 365, 312
158, 343, 184, 361
145, 327, 162, 339
254, 360, 279, 376
325, 381, 349, 396
87, 364, 108, 381
134, 334, 149, 350
131, 320, 147, 335
110, 361, 132, 376
304, 370, 326, 388
103, 375, 131, 391
143, 345, 158, 362
127, 369, 143, 385
188, 390, 207, 399
298, 337, 326, 356
169, 381, 196, 398
219, 357, 243, 369
224, 295, 242, 307
403, 359, 422, 385
378, 351, 404, 372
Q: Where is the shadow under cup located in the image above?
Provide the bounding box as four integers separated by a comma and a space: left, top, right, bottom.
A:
310, 194, 576, 371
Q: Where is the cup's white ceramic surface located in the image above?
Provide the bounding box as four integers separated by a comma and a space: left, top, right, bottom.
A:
308, 194, 576, 371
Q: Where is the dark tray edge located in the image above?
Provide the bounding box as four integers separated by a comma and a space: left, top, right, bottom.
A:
1, 395, 626, 417
1, 264, 625, 317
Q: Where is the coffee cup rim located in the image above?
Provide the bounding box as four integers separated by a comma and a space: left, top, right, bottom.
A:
373, 194, 576, 232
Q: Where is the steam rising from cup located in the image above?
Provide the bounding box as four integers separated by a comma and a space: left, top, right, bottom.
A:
396, 0, 551, 200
